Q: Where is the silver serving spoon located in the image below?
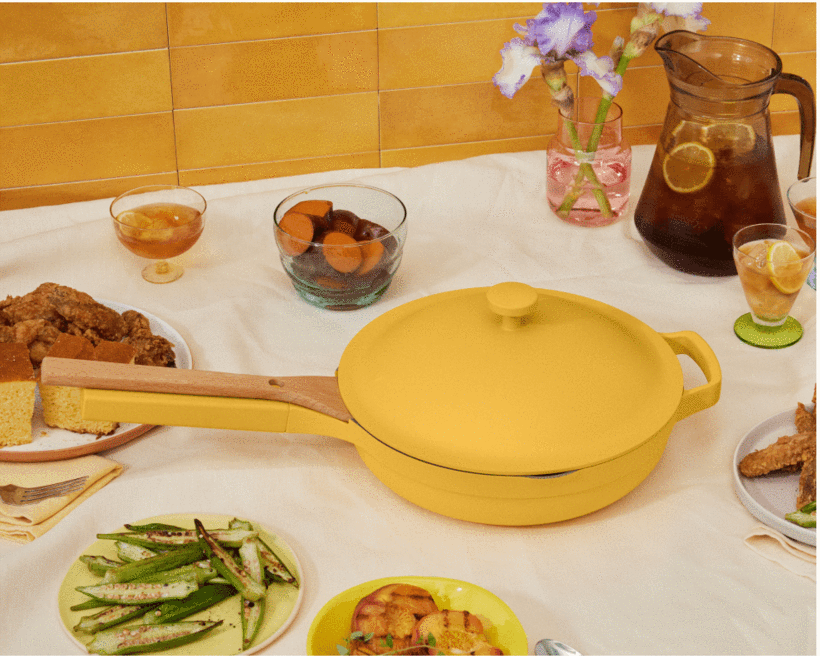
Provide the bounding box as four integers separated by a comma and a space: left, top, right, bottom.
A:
535, 638, 582, 655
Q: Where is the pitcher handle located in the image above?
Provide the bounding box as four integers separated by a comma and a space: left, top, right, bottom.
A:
661, 331, 722, 422
774, 73, 816, 180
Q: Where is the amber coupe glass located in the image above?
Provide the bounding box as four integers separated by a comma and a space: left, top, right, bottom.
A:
111, 185, 207, 283
732, 223, 815, 348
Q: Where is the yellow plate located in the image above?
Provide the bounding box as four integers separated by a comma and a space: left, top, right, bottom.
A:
306, 575, 527, 655
57, 513, 303, 655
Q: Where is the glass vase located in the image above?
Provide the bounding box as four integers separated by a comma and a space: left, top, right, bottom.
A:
547, 97, 631, 227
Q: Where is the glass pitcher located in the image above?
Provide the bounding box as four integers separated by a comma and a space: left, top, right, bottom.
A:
634, 31, 815, 276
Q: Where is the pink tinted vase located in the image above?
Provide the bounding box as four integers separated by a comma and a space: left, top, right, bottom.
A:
547, 97, 632, 227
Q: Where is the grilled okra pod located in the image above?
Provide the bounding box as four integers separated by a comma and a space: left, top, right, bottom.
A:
195, 519, 266, 601
77, 574, 200, 605
115, 541, 160, 563
87, 620, 223, 654
134, 560, 218, 586
80, 555, 124, 576
124, 523, 186, 532
74, 604, 156, 634
229, 517, 298, 587
241, 597, 265, 649
71, 598, 119, 612
99, 528, 257, 549
142, 583, 237, 625
102, 543, 203, 584
238, 536, 266, 648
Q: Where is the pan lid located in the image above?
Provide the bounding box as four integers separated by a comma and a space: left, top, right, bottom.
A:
338, 283, 684, 475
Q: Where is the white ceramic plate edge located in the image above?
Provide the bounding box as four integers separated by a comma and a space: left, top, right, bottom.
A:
732, 406, 816, 546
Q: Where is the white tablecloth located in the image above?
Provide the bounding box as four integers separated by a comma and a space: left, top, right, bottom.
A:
0, 137, 814, 655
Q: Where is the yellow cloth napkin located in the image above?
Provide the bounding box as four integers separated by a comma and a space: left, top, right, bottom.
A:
744, 524, 816, 581
0, 455, 123, 543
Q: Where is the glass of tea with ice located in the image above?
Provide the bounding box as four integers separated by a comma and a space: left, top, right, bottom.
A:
111, 185, 206, 283
787, 177, 816, 290
732, 223, 815, 348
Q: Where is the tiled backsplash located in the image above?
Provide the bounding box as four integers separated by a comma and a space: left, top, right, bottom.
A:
0, 2, 815, 210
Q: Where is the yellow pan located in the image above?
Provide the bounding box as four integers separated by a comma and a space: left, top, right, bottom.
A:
41, 283, 721, 525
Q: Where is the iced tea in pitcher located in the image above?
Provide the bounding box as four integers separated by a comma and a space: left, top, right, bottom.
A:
634, 31, 815, 276
634, 119, 785, 276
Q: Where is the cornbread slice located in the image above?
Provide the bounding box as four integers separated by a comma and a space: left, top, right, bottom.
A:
40, 334, 124, 435
0, 343, 36, 446
93, 340, 137, 365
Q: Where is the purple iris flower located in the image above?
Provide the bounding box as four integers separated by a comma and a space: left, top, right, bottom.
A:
523, 2, 596, 60
494, 3, 609, 99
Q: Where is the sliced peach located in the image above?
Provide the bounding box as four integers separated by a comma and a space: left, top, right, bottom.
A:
322, 231, 362, 273
350, 584, 439, 655
357, 241, 385, 276
277, 211, 314, 256
413, 610, 503, 655
289, 199, 332, 221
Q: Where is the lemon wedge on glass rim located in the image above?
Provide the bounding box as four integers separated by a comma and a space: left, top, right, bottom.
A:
766, 240, 805, 294
663, 142, 716, 193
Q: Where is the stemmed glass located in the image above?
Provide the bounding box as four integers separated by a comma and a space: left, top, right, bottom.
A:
111, 185, 207, 283
732, 223, 815, 348
786, 177, 816, 290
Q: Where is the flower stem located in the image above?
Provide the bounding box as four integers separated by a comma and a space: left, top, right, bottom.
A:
555, 115, 613, 219
555, 54, 634, 219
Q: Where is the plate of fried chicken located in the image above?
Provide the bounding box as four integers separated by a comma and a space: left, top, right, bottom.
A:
734, 394, 816, 546
0, 283, 191, 462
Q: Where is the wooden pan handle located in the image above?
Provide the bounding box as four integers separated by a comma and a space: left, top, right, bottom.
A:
39, 357, 352, 422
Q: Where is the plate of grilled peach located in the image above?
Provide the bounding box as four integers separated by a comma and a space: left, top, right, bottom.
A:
306, 576, 527, 655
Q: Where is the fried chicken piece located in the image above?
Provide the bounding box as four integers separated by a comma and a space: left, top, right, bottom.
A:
0, 282, 67, 329
739, 432, 815, 477
797, 450, 816, 508
124, 329, 176, 367
795, 402, 816, 434
0, 319, 62, 366
119, 310, 176, 367
26, 322, 62, 365
12, 318, 49, 345
48, 284, 125, 342
121, 309, 151, 336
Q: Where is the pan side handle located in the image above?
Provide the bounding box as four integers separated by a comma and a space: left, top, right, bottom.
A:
661, 331, 722, 421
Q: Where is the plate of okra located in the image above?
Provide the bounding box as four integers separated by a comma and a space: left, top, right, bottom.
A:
57, 513, 303, 655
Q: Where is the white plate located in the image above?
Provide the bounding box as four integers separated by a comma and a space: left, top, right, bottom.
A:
732, 405, 816, 546
0, 300, 192, 462
58, 513, 303, 655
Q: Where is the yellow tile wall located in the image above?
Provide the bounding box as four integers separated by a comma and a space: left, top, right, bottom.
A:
0, 2, 815, 210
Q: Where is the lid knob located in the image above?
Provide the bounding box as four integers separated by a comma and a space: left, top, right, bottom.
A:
486, 282, 539, 330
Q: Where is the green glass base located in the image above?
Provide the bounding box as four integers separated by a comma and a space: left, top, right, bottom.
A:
734, 313, 803, 349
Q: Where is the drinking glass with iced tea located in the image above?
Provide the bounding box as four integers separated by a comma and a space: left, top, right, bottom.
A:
111, 185, 207, 283
732, 223, 815, 348
787, 176, 816, 290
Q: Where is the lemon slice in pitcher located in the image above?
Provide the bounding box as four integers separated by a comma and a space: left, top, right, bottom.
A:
766, 240, 805, 294
703, 121, 756, 155
670, 120, 703, 145
662, 142, 716, 193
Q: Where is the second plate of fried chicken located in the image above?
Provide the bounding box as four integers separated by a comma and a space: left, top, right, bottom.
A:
734, 395, 817, 545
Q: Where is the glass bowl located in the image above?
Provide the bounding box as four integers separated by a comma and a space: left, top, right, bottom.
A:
273, 184, 407, 310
